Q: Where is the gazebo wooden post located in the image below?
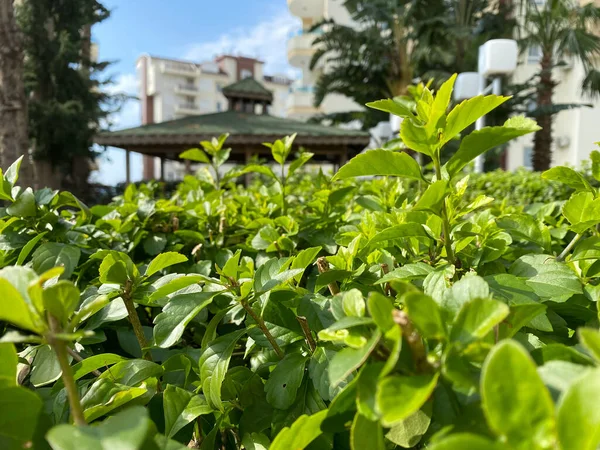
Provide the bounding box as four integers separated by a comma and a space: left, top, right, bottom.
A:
185, 159, 192, 176
160, 156, 166, 182
125, 149, 131, 185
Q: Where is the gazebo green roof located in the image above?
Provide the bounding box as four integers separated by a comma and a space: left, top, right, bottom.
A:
95, 111, 370, 148
222, 78, 273, 102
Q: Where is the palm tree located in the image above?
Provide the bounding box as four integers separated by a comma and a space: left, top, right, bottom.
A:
309, 0, 515, 128
519, 0, 600, 171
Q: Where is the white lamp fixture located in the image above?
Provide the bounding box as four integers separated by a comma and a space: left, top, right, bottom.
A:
455, 39, 519, 173
454, 72, 481, 101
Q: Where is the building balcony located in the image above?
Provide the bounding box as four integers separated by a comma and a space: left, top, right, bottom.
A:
175, 84, 200, 96
175, 104, 201, 115
286, 85, 321, 120
161, 61, 199, 76
287, 0, 324, 18
287, 29, 322, 68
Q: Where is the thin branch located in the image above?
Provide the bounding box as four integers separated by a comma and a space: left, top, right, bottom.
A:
242, 301, 284, 359
557, 233, 582, 262
296, 316, 317, 353
317, 257, 340, 295
393, 309, 433, 374
122, 280, 153, 361
67, 347, 102, 377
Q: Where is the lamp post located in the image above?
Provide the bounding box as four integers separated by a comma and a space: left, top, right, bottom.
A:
455, 39, 518, 173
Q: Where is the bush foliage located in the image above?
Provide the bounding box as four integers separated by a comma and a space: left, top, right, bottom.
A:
1, 75, 600, 450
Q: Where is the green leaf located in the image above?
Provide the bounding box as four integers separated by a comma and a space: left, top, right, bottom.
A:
289, 152, 314, 177
213, 147, 231, 168
0, 385, 43, 446
450, 298, 509, 346
385, 405, 432, 448
42, 280, 80, 325
199, 329, 246, 412
153, 292, 216, 348
414, 180, 448, 214
368, 223, 431, 247
377, 373, 439, 426
579, 328, 600, 362
400, 120, 437, 156
481, 340, 555, 447
542, 166, 593, 192
4, 156, 23, 187
7, 188, 36, 217
253, 260, 303, 293
145, 252, 188, 277
98, 251, 138, 285
98, 359, 163, 387
143, 234, 167, 256
46, 406, 151, 450
351, 412, 385, 450
32, 243, 81, 280
0, 343, 17, 386
497, 214, 551, 250
220, 249, 241, 281
404, 292, 446, 339
367, 292, 395, 333
426, 74, 456, 134
242, 433, 271, 450
81, 378, 148, 422
342, 289, 365, 317
291, 246, 322, 282
71, 353, 127, 380
329, 331, 381, 388
0, 277, 43, 333
445, 117, 540, 177
428, 434, 508, 450
557, 367, 600, 450
563, 191, 600, 233
16, 232, 47, 266
332, 150, 424, 181
309, 347, 348, 402
270, 410, 328, 450
179, 148, 210, 163
366, 98, 415, 118
443, 94, 510, 145
591, 150, 600, 182
163, 385, 213, 438
265, 352, 308, 409
510, 254, 582, 301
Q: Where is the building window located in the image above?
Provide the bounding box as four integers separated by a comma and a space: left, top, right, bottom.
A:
241, 69, 252, 79
185, 77, 194, 85
527, 45, 542, 63
217, 102, 222, 112
185, 96, 195, 107
523, 147, 533, 170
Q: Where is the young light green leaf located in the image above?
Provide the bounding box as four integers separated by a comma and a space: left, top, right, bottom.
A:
428, 434, 509, 450
481, 340, 556, 447
199, 329, 246, 412
443, 94, 510, 145
16, 232, 47, 266
368, 223, 431, 247
414, 180, 448, 214
366, 98, 415, 118
556, 367, 600, 450
450, 298, 509, 346
377, 373, 439, 426
41, 280, 80, 325
385, 406, 432, 448
579, 328, 600, 362
265, 352, 308, 409
563, 191, 600, 233
145, 252, 188, 277
7, 188, 36, 217
404, 292, 447, 339
542, 166, 594, 192
81, 379, 148, 422
0, 277, 43, 333
332, 150, 424, 181
445, 117, 540, 177
71, 353, 127, 380
179, 148, 211, 163
367, 292, 395, 333
0, 343, 17, 386
329, 331, 381, 388
270, 410, 328, 450
0, 385, 43, 446
351, 412, 385, 450
153, 292, 216, 348
288, 152, 314, 177
4, 156, 23, 187
342, 289, 365, 317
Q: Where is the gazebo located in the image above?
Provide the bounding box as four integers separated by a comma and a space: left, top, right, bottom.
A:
94, 78, 370, 183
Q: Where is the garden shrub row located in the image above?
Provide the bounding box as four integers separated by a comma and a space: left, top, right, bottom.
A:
1, 74, 599, 450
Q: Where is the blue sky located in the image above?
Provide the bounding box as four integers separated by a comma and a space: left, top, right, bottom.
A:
92, 0, 300, 185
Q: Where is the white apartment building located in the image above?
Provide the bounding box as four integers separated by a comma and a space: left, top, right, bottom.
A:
137, 54, 293, 179
286, 0, 362, 120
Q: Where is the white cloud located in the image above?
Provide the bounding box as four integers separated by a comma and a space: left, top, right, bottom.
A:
106, 73, 140, 130
183, 9, 300, 79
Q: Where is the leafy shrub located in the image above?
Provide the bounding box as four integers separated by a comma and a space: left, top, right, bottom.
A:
1, 75, 599, 450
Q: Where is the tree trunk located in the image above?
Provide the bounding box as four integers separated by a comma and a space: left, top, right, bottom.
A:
0, 0, 33, 186
532, 51, 555, 171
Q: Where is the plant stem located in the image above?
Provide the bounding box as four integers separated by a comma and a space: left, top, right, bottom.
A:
241, 301, 284, 359
392, 309, 432, 374
433, 157, 456, 265
296, 316, 317, 353
316, 257, 340, 295
280, 163, 286, 215
48, 316, 87, 426
123, 281, 152, 361
67, 347, 101, 376
557, 233, 582, 262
